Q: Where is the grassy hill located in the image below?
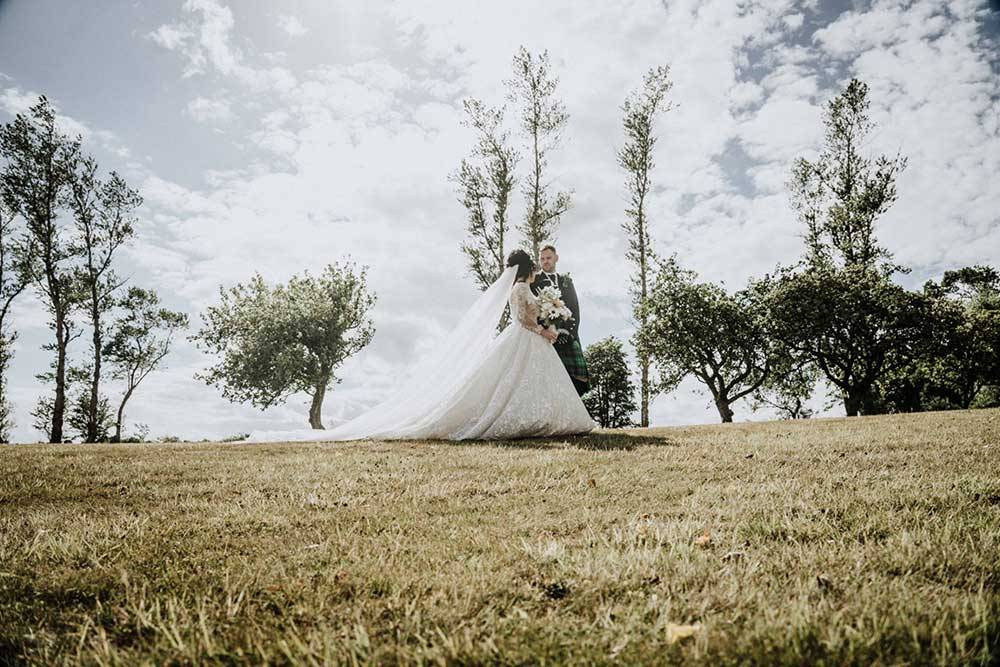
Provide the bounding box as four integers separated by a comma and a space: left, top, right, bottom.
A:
1, 410, 998, 665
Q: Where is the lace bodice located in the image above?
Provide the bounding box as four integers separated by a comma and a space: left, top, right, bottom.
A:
510, 281, 542, 333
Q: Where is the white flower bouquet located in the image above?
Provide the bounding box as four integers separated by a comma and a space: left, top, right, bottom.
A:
536, 285, 574, 339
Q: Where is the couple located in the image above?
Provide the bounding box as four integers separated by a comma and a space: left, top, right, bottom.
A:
246, 245, 595, 442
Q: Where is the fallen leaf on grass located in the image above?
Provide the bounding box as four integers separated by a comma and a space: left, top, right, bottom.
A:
665, 622, 702, 644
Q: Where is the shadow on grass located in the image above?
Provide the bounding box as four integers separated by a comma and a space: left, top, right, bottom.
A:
468, 430, 677, 451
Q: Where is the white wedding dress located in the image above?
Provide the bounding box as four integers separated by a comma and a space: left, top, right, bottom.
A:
244, 266, 596, 442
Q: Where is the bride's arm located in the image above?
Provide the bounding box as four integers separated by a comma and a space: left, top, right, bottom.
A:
513, 284, 545, 335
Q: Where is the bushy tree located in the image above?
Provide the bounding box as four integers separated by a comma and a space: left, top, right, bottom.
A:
582, 336, 637, 428
767, 265, 928, 416
638, 258, 773, 423
619, 65, 672, 428
878, 265, 1000, 412
193, 263, 375, 429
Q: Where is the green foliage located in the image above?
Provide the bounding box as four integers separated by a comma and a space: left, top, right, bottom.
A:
507, 47, 571, 258
638, 258, 773, 423
66, 378, 116, 443
767, 265, 929, 417
789, 79, 907, 271
751, 350, 819, 420
582, 336, 637, 428
192, 263, 375, 429
877, 265, 1000, 412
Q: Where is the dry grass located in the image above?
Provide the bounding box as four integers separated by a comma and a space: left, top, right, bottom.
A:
1, 409, 999, 665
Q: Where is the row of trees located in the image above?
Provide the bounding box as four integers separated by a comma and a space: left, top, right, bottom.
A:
0, 98, 187, 443
582, 79, 999, 426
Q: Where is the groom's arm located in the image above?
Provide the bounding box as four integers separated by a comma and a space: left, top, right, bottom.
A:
562, 276, 580, 338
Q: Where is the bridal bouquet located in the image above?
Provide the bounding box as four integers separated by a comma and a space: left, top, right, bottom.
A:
536, 286, 574, 338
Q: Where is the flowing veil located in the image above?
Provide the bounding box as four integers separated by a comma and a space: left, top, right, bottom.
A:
245, 265, 519, 442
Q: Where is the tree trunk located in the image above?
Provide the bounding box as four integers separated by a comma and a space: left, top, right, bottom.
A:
308, 376, 328, 430
715, 398, 734, 423
51, 312, 67, 443
87, 290, 101, 442
113, 386, 134, 443
640, 352, 649, 427
844, 391, 861, 417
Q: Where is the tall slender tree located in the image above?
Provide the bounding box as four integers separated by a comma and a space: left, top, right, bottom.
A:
618, 65, 673, 427
67, 156, 139, 442
104, 287, 187, 443
0, 201, 31, 442
454, 99, 518, 292
507, 47, 571, 258
0, 96, 81, 443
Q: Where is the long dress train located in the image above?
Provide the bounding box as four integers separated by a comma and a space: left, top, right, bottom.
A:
245, 269, 595, 442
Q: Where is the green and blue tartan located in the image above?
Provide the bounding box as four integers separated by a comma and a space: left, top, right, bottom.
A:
555, 337, 589, 385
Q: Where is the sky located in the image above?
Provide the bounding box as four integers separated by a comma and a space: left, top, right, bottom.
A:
0, 0, 998, 442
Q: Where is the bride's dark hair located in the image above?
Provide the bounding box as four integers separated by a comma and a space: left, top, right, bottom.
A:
506, 249, 535, 282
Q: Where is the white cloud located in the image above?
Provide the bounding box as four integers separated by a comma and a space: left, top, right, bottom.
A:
185, 96, 234, 123
277, 14, 308, 37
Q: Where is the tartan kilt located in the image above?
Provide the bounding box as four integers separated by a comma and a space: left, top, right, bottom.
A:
554, 338, 589, 384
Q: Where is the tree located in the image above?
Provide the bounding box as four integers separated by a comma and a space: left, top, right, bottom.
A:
0, 96, 82, 443
638, 258, 773, 423
789, 78, 907, 271
582, 336, 638, 428
192, 263, 375, 429
767, 265, 928, 417
769, 79, 923, 417
454, 99, 518, 292
65, 363, 115, 442
0, 200, 31, 442
507, 47, 571, 258
103, 287, 187, 443
618, 65, 673, 428
751, 352, 818, 419
67, 155, 138, 442
878, 265, 1000, 412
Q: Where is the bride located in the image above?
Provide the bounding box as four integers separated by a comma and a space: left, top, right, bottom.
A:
245, 249, 596, 442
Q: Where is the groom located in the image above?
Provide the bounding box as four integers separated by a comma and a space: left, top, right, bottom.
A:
531, 244, 590, 396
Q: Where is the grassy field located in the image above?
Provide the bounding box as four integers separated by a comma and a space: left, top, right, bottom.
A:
1, 410, 999, 666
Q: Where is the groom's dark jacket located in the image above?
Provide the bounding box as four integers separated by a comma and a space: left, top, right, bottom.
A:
530, 272, 580, 341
